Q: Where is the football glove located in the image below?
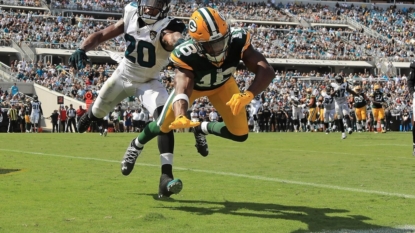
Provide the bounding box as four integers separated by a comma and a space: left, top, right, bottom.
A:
69, 49, 91, 70
226, 91, 254, 116
169, 115, 200, 130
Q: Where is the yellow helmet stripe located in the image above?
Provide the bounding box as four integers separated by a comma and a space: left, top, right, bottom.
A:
198, 8, 219, 37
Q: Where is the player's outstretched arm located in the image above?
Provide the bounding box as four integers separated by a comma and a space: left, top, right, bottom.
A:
347, 87, 358, 96
172, 68, 194, 117
80, 20, 124, 52
226, 46, 274, 116
242, 45, 275, 96
69, 20, 125, 70
168, 68, 200, 130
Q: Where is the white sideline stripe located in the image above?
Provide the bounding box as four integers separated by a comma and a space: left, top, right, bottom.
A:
355, 144, 408, 147
272, 148, 414, 160
2, 148, 415, 199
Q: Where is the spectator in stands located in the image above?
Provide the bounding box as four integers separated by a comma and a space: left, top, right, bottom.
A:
209, 108, 218, 122
11, 83, 18, 96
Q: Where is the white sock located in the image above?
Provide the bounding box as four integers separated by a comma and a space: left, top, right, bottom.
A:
201, 121, 209, 135
134, 138, 144, 148
160, 153, 173, 165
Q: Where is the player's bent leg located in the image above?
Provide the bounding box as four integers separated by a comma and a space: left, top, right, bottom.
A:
204, 80, 249, 142
193, 124, 209, 156
197, 121, 248, 141
79, 70, 134, 133
121, 114, 164, 175
120, 138, 144, 176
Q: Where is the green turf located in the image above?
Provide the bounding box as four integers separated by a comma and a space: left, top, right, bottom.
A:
1, 132, 415, 233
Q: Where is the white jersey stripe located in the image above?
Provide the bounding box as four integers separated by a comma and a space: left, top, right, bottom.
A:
199, 8, 218, 36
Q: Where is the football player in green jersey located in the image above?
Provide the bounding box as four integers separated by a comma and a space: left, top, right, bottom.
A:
164, 7, 274, 151
121, 7, 274, 188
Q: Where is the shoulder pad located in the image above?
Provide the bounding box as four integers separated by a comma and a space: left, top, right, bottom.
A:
123, 3, 137, 20
230, 28, 251, 52
170, 40, 197, 71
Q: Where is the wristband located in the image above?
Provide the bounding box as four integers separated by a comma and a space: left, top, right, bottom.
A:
172, 94, 189, 110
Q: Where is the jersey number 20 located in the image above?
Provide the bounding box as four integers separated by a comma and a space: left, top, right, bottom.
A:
124, 34, 155, 68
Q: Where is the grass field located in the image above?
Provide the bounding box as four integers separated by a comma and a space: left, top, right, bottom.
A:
1, 131, 415, 233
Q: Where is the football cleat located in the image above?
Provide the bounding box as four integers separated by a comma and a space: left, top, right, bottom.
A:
193, 126, 209, 157
77, 113, 91, 133
158, 174, 183, 198
413, 145, 415, 157
347, 127, 353, 135
325, 128, 330, 134
342, 132, 347, 139
120, 139, 143, 176
103, 129, 108, 137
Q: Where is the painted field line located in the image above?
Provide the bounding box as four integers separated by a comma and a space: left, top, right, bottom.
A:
355, 144, 408, 147
1, 148, 415, 199
272, 148, 414, 160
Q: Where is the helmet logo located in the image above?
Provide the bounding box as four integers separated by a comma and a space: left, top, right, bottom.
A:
150, 30, 157, 40
189, 20, 197, 32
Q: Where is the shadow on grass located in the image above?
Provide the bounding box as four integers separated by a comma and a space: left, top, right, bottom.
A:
0, 168, 21, 175
142, 194, 414, 233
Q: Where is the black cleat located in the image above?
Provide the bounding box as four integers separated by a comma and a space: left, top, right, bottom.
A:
77, 113, 91, 133
193, 125, 209, 157
120, 139, 143, 176
158, 174, 183, 199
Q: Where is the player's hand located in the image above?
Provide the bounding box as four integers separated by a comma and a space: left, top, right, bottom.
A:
69, 49, 91, 70
226, 91, 254, 116
169, 115, 200, 129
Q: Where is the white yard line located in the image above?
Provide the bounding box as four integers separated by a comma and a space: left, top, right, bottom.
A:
355, 144, 408, 147
1, 148, 415, 199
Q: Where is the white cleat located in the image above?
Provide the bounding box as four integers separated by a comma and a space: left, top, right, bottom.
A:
342, 133, 347, 139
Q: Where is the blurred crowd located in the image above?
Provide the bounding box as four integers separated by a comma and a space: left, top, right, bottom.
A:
0, 2, 414, 61
1, 0, 415, 132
